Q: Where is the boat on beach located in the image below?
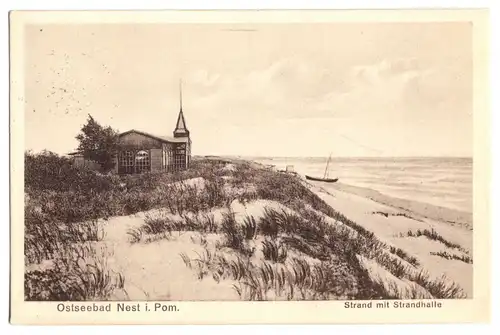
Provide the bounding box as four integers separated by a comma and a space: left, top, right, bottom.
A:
305, 153, 339, 183
305, 175, 338, 183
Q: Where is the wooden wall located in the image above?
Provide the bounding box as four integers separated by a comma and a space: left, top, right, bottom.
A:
118, 132, 162, 149
150, 148, 163, 172
113, 132, 190, 173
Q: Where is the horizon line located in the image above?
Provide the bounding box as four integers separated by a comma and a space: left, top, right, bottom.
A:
24, 148, 473, 160
197, 154, 473, 159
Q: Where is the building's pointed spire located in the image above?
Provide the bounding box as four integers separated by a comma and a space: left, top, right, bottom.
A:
179, 79, 183, 112
173, 79, 189, 138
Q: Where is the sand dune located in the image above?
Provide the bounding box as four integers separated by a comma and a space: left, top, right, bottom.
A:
97, 176, 472, 300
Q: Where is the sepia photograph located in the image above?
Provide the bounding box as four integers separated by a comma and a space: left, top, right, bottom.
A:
9, 9, 491, 324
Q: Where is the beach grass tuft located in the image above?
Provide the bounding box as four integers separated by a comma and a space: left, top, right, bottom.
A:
430, 251, 473, 264
389, 246, 420, 267
261, 239, 288, 263
25, 243, 126, 301
242, 215, 258, 240
406, 228, 463, 250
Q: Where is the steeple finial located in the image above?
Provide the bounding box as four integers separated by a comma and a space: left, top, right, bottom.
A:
179, 79, 183, 112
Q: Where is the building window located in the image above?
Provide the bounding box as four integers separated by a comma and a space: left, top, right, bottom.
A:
172, 143, 186, 171
174, 155, 185, 171
135, 150, 150, 173
166, 147, 173, 172
119, 151, 134, 174
162, 147, 167, 170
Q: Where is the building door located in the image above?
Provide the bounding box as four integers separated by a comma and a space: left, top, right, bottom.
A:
135, 150, 150, 173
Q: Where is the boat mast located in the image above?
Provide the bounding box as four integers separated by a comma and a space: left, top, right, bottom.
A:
323, 153, 332, 179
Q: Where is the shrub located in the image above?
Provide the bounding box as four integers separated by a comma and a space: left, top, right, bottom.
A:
25, 151, 117, 194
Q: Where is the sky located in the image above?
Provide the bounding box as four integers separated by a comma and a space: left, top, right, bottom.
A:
24, 22, 472, 157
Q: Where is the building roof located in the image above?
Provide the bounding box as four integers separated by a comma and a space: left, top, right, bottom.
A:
174, 110, 189, 134
66, 129, 189, 156
119, 129, 189, 143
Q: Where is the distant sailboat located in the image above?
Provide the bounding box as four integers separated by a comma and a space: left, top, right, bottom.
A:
305, 153, 339, 183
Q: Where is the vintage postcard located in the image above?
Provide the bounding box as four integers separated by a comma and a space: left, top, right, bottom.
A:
9, 9, 491, 325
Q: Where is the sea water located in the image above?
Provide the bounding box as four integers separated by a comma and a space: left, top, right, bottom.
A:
250, 157, 472, 214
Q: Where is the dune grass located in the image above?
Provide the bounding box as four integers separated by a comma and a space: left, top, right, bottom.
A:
242, 215, 258, 240
408, 270, 466, 299
25, 243, 125, 301
389, 246, 420, 267
182, 247, 393, 301
430, 251, 473, 264
262, 239, 289, 263
25, 205, 105, 265
406, 228, 464, 251
25, 152, 468, 301
127, 210, 220, 244
176, 202, 466, 299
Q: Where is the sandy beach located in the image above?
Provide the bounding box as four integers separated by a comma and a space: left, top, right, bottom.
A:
307, 181, 473, 297
322, 182, 472, 230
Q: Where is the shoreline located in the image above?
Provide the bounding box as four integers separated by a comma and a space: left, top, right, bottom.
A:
204, 155, 472, 230
304, 179, 473, 296
312, 181, 473, 231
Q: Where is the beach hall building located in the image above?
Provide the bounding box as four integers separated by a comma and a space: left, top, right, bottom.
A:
114, 102, 191, 174
70, 94, 192, 174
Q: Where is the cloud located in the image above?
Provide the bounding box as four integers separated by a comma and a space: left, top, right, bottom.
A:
185, 56, 351, 123
314, 56, 471, 124
177, 55, 470, 151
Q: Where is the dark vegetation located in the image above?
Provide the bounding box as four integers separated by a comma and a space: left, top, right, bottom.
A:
373, 211, 423, 222
25, 150, 467, 301
25, 243, 125, 301
389, 246, 420, 267
75, 114, 121, 172
405, 228, 470, 256
262, 239, 288, 263
24, 150, 239, 300
430, 251, 473, 264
